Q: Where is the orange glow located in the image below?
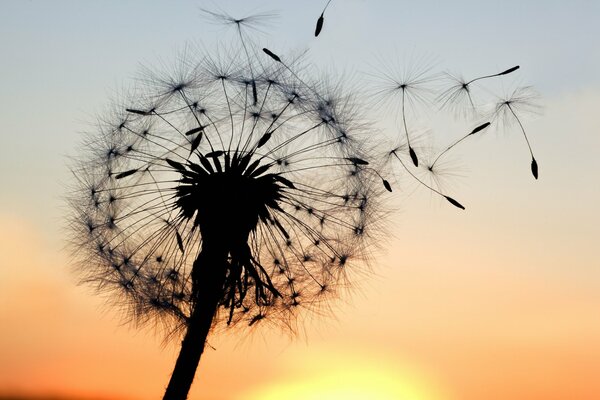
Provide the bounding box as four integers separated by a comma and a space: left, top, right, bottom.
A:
237, 349, 450, 400
2, 205, 600, 400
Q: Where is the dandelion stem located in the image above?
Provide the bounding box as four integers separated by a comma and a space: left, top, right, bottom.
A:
429, 122, 490, 170
236, 26, 258, 105
322, 0, 334, 13
401, 89, 419, 167
466, 66, 520, 85
507, 103, 538, 179
163, 244, 228, 400
221, 79, 235, 151
263, 122, 325, 158
241, 82, 273, 154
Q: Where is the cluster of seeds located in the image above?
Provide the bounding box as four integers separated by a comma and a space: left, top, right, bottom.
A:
69, 45, 387, 333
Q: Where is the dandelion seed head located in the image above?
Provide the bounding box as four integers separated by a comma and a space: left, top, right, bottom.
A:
68, 41, 389, 337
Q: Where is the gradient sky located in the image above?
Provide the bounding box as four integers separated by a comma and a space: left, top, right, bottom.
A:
1, 1, 599, 399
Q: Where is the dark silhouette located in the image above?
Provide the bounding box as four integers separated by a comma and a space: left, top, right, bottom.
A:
436, 65, 540, 179
370, 58, 540, 201
68, 11, 391, 399
491, 86, 541, 179
67, 6, 540, 400
314, 0, 334, 37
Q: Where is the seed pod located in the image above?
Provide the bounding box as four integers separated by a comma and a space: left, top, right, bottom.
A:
531, 158, 539, 179
445, 196, 465, 210
263, 48, 281, 63
315, 13, 324, 37
273, 218, 290, 239
250, 163, 272, 178
382, 179, 392, 192
165, 158, 186, 172
115, 169, 138, 179
176, 231, 184, 253
273, 175, 296, 189
189, 133, 203, 154
499, 65, 520, 75
126, 108, 149, 116
409, 147, 419, 167
197, 155, 214, 173
252, 81, 258, 105
257, 132, 272, 148
346, 157, 369, 165
205, 150, 224, 158
245, 159, 261, 176
185, 126, 204, 136
470, 122, 491, 135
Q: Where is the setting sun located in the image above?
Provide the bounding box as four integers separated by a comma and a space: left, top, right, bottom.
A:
239, 351, 449, 400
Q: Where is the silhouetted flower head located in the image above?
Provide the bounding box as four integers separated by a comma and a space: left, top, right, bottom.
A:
68, 44, 388, 335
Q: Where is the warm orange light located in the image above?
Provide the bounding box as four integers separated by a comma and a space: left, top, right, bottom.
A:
239, 350, 450, 400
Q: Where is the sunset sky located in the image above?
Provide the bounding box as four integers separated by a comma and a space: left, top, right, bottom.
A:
1, 1, 600, 399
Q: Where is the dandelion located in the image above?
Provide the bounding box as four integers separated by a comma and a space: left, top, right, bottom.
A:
67, 5, 543, 399
491, 86, 541, 179
67, 28, 389, 400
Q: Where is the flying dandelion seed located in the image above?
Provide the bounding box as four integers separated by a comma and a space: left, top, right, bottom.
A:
370, 57, 538, 207
200, 8, 278, 106
490, 86, 541, 179
68, 22, 389, 400
370, 58, 437, 168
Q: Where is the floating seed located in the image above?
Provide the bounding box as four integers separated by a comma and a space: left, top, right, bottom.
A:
115, 169, 138, 179
263, 48, 281, 62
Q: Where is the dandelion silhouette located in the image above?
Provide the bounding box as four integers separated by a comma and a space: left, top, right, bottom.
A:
68, 16, 389, 399
67, 5, 542, 400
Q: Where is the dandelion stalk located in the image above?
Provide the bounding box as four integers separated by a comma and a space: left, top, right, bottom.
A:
492, 86, 540, 180
466, 65, 520, 86
506, 103, 538, 179
401, 87, 420, 167
391, 150, 464, 209
429, 122, 490, 170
